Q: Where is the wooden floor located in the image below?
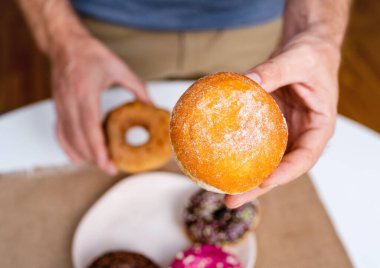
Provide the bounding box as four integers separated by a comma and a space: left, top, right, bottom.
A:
1, 1, 380, 133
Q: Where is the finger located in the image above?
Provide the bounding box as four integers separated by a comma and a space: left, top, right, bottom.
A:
245, 51, 307, 92
260, 123, 331, 188
78, 91, 118, 175
113, 64, 151, 103
55, 88, 93, 162
56, 122, 83, 164
226, 116, 333, 208
245, 72, 262, 85
104, 161, 118, 175
224, 186, 275, 209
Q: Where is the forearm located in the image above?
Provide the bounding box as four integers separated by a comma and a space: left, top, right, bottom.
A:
283, 0, 351, 48
17, 0, 90, 56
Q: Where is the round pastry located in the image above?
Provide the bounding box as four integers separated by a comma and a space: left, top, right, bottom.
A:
184, 189, 259, 245
170, 244, 241, 268
88, 251, 159, 268
170, 72, 288, 194
105, 101, 171, 173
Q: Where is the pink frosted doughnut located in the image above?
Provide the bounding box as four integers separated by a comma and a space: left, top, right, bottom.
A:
170, 244, 241, 268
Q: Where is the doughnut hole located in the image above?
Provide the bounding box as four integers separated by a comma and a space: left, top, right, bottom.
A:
125, 126, 150, 147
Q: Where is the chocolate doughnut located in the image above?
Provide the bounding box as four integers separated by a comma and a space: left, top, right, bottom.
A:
184, 189, 259, 244
105, 101, 171, 173
88, 251, 159, 268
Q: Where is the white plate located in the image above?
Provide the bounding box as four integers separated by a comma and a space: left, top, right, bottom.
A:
72, 172, 257, 268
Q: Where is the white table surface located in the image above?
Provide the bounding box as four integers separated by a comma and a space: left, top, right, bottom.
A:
1, 81, 379, 268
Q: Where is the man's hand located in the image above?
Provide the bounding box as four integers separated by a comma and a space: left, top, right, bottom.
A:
17, 0, 151, 173
224, 0, 350, 208
225, 32, 341, 208
51, 36, 149, 174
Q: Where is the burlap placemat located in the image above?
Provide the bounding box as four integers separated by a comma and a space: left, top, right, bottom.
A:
0, 162, 352, 268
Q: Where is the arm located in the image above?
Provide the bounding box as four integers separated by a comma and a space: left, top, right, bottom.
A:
17, 0, 149, 174
281, 0, 349, 48
226, 0, 350, 207
16, 0, 89, 55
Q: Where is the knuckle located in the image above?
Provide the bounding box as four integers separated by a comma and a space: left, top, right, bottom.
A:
302, 148, 318, 167
258, 60, 280, 79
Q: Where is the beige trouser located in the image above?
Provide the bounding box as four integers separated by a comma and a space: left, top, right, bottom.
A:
81, 17, 282, 80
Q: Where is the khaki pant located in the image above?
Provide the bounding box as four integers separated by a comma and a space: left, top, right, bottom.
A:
81, 17, 282, 80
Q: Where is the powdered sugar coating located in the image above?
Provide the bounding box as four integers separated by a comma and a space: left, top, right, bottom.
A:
170, 72, 288, 194
193, 89, 273, 167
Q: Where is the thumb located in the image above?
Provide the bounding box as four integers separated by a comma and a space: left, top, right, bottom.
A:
245, 52, 303, 92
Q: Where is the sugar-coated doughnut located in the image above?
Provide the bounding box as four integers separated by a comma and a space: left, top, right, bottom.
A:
170, 72, 288, 194
88, 251, 159, 268
105, 101, 171, 173
184, 189, 259, 245
170, 244, 241, 268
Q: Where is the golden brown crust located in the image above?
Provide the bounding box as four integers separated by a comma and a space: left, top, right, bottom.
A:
105, 101, 171, 173
170, 72, 288, 194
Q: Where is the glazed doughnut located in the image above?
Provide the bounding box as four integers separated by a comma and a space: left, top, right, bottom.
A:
105, 101, 171, 173
170, 72, 288, 194
170, 244, 241, 268
184, 189, 259, 245
88, 251, 159, 268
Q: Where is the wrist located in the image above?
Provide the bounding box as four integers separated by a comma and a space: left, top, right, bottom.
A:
304, 24, 346, 49
281, 26, 345, 54
282, 0, 350, 51
47, 30, 93, 61
280, 28, 342, 60
38, 1, 92, 58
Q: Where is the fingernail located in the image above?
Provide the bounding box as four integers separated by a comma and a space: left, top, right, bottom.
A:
140, 92, 151, 103
106, 163, 118, 175
97, 153, 107, 167
107, 169, 118, 176
245, 73, 262, 85
259, 182, 279, 189
228, 204, 242, 209
226, 200, 244, 209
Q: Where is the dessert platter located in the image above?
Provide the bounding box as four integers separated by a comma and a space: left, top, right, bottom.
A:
72, 172, 258, 268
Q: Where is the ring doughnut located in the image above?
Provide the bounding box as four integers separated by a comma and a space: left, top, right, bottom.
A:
170, 72, 288, 194
184, 189, 259, 245
105, 101, 171, 173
